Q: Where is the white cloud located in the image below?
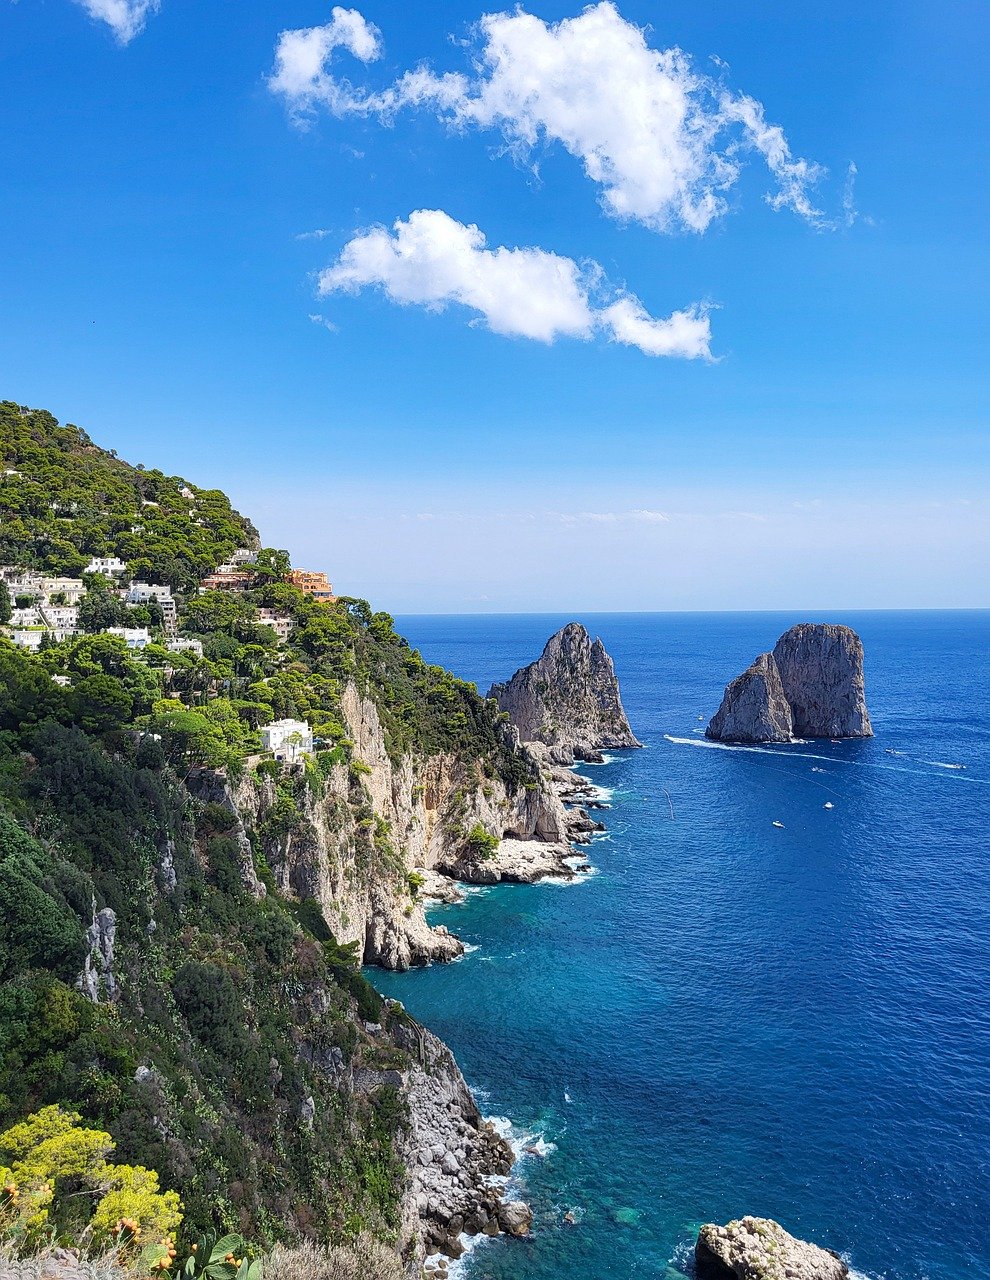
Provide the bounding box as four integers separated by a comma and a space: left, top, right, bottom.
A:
601, 296, 713, 360
74, 0, 159, 43
269, 6, 382, 121
318, 209, 712, 358
270, 2, 831, 232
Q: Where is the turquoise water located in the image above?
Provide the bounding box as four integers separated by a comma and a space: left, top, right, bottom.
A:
373, 612, 990, 1280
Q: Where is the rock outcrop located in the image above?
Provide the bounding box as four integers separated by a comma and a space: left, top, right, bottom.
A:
389, 1020, 518, 1264
707, 623, 872, 743
488, 623, 641, 764
695, 1217, 849, 1280
706, 651, 794, 744
78, 903, 118, 1003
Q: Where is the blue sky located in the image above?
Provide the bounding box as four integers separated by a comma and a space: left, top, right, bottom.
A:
1, 0, 987, 611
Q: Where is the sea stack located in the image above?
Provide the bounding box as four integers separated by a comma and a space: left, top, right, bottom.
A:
707, 623, 872, 744
695, 1217, 849, 1280
488, 622, 641, 764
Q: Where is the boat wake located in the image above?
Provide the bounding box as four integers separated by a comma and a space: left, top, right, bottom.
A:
663, 735, 985, 783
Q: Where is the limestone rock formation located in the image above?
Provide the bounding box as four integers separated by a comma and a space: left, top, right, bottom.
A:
488, 623, 641, 764
772, 623, 872, 738
707, 623, 872, 743
695, 1217, 849, 1280
706, 651, 794, 744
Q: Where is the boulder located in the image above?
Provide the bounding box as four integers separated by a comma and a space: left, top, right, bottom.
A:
695, 1217, 849, 1280
497, 1200, 533, 1237
707, 623, 871, 743
488, 623, 641, 764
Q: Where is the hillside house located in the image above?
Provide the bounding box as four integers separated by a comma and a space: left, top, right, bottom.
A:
86, 556, 127, 577
107, 626, 151, 651
260, 718, 313, 762
288, 569, 335, 601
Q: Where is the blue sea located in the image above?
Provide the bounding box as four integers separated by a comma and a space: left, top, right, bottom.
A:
374, 612, 990, 1280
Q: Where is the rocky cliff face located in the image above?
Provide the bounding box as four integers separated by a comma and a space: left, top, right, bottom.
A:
191, 680, 572, 973
707, 623, 872, 743
695, 1217, 849, 1280
772, 623, 872, 738
706, 651, 794, 744
488, 623, 641, 764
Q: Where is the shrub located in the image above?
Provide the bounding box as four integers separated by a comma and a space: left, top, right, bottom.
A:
0, 1106, 181, 1252
464, 822, 498, 861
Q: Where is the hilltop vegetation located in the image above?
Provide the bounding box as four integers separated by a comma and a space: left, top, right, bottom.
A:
0, 401, 257, 591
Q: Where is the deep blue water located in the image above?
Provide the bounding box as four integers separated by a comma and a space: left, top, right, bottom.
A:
373, 612, 990, 1280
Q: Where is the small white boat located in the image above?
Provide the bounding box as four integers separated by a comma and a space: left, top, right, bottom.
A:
772, 820, 785, 829
823, 802, 834, 810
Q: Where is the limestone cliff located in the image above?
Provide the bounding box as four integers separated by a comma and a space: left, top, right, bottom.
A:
695, 1217, 849, 1280
772, 623, 872, 738
706, 651, 794, 744
191, 680, 575, 974
488, 622, 641, 764
708, 623, 872, 743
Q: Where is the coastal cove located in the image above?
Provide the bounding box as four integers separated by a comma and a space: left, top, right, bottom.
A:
373, 611, 990, 1280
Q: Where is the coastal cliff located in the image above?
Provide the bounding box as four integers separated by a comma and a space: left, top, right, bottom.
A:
708, 623, 872, 743
489, 622, 641, 763
191, 678, 575, 972
0, 402, 567, 1271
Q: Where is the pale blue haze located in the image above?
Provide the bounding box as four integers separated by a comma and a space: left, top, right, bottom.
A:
373, 611, 990, 1280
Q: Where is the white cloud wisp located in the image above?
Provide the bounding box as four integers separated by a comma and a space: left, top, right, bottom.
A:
74, 0, 160, 44
317, 209, 712, 359
270, 1, 831, 231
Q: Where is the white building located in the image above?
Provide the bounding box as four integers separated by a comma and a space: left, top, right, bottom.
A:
38, 577, 86, 605
107, 626, 151, 651
260, 718, 313, 762
231, 549, 258, 565
126, 582, 177, 633
256, 608, 292, 642
86, 556, 127, 577
9, 629, 44, 651
9, 606, 42, 628
39, 605, 80, 631
167, 637, 204, 658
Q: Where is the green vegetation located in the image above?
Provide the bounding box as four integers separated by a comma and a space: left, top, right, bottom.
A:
0, 402, 543, 1267
464, 822, 499, 861
0, 402, 257, 590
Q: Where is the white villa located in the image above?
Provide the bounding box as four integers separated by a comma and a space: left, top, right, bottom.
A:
167, 637, 204, 658
256, 608, 292, 642
86, 556, 127, 577
260, 718, 313, 762
107, 626, 151, 651
127, 582, 177, 633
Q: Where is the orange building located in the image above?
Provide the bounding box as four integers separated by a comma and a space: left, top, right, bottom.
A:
288, 569, 335, 601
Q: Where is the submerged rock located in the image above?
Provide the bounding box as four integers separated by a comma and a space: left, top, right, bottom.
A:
706, 651, 794, 744
695, 1217, 849, 1280
707, 623, 871, 743
488, 622, 641, 764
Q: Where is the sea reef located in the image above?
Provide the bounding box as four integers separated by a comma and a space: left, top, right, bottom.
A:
488, 622, 641, 764
707, 623, 872, 743
695, 1216, 849, 1280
